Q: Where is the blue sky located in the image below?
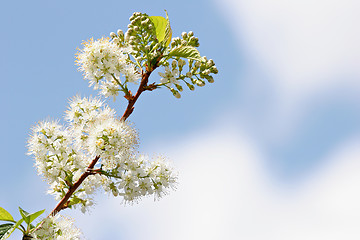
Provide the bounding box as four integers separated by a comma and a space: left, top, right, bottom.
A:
1, 0, 360, 239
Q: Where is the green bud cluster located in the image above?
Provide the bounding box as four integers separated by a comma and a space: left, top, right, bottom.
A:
171, 31, 200, 48
166, 56, 217, 95
109, 29, 125, 47
105, 11, 218, 99
124, 12, 164, 68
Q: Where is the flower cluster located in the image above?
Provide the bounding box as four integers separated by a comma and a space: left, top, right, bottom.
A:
76, 12, 218, 101
124, 12, 161, 64
28, 96, 177, 211
31, 215, 82, 240
108, 155, 177, 203
76, 38, 140, 100
27, 121, 87, 201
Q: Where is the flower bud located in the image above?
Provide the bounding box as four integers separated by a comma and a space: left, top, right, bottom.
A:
203, 69, 211, 75
186, 82, 195, 91
211, 66, 218, 74
178, 59, 186, 67
206, 75, 214, 83
172, 60, 177, 69
154, 43, 161, 49
171, 88, 181, 98
141, 20, 148, 26
129, 28, 137, 36
196, 80, 205, 87
188, 59, 193, 68
117, 29, 124, 37
125, 32, 130, 42
186, 72, 192, 78
188, 31, 194, 37
175, 84, 183, 92
208, 59, 215, 67
113, 38, 120, 44
181, 32, 188, 39
110, 32, 117, 38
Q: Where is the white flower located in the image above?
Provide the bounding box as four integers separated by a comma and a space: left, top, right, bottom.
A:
29, 96, 177, 210
87, 117, 138, 170
158, 67, 179, 87
76, 38, 140, 99
115, 155, 178, 204
27, 121, 86, 198
31, 215, 82, 240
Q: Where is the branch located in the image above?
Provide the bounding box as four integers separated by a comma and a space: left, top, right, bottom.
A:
48, 63, 157, 218
48, 156, 100, 217
120, 70, 152, 121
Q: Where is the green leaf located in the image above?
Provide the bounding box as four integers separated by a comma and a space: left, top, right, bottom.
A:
149, 16, 167, 42
19, 208, 45, 225
167, 46, 203, 61
27, 209, 45, 225
149, 10, 172, 46
0, 219, 23, 240
18, 207, 30, 225
0, 224, 13, 238
0, 208, 14, 222
164, 10, 172, 47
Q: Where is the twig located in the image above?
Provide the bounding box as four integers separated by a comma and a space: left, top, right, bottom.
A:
48, 156, 100, 217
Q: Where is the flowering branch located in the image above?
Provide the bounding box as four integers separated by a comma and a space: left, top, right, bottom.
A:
0, 11, 218, 240
49, 65, 157, 217
48, 156, 100, 217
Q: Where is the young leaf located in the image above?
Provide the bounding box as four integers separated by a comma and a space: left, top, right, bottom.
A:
167, 46, 202, 61
0, 224, 13, 238
149, 16, 167, 43
19, 208, 45, 225
164, 10, 172, 47
18, 207, 30, 225
0, 219, 23, 240
27, 209, 45, 225
0, 208, 14, 222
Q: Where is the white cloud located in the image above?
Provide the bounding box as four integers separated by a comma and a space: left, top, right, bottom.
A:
59, 3, 360, 237
213, 0, 360, 141
215, 0, 360, 99
73, 124, 360, 239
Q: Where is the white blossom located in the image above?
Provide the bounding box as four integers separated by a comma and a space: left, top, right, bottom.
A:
76, 37, 140, 99
116, 155, 178, 203
31, 215, 82, 240
27, 121, 87, 199
28, 96, 177, 211
158, 66, 179, 87
87, 117, 138, 170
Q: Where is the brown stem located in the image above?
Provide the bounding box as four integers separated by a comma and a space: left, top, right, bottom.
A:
48, 156, 100, 217
48, 66, 156, 217
120, 70, 151, 121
